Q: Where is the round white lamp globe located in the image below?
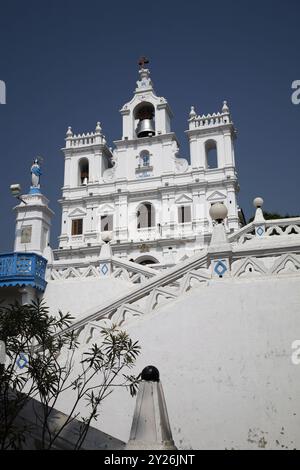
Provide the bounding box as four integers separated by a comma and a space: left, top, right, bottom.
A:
209, 202, 228, 223
253, 197, 264, 208
101, 231, 113, 244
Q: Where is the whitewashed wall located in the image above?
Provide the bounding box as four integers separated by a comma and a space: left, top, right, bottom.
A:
94, 274, 300, 449
43, 277, 133, 318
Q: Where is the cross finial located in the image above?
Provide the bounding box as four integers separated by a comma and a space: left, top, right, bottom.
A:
138, 56, 149, 69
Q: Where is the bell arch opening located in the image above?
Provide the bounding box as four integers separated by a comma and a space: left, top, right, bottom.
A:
205, 140, 218, 169
79, 158, 89, 185
134, 102, 155, 138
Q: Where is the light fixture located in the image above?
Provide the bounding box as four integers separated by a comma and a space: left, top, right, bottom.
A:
10, 184, 27, 204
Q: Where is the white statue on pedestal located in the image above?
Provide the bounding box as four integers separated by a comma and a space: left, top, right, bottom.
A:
31, 158, 42, 189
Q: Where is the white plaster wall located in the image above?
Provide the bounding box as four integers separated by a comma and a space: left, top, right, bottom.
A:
95, 274, 300, 449
114, 136, 177, 180
42, 277, 133, 318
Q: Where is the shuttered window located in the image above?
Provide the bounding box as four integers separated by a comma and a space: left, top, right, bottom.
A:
72, 219, 83, 235
101, 215, 113, 232
178, 206, 192, 224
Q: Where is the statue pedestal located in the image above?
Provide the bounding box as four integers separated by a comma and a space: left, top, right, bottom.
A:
14, 193, 54, 255
29, 186, 41, 195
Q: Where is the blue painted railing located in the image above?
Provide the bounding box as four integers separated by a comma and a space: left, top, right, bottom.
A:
0, 252, 47, 292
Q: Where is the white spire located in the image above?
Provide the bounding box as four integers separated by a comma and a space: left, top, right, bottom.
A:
126, 366, 177, 450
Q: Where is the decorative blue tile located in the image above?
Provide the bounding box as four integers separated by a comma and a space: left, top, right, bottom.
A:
16, 353, 29, 369
100, 263, 109, 275
256, 226, 264, 237
214, 260, 227, 277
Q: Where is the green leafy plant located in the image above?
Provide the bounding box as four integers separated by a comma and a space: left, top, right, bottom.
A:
0, 300, 140, 450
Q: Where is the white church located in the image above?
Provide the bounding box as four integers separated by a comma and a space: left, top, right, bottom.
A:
1, 61, 300, 450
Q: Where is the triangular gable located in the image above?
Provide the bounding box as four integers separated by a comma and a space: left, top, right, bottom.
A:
99, 203, 115, 214
68, 208, 87, 218
271, 253, 300, 274
113, 304, 144, 326
63, 267, 81, 279
175, 194, 193, 204
232, 256, 267, 277
181, 269, 210, 293
207, 191, 226, 202
83, 266, 100, 278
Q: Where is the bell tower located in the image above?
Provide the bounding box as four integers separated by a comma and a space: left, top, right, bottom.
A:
186, 101, 236, 170
120, 60, 172, 141
114, 58, 178, 180
186, 101, 240, 230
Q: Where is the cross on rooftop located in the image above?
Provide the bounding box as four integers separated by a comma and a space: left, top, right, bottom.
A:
138, 56, 149, 69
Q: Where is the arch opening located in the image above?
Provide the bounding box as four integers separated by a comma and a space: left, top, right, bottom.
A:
134, 102, 155, 138
79, 158, 89, 185
137, 202, 155, 228
134, 255, 159, 266
205, 140, 218, 169
139, 150, 150, 167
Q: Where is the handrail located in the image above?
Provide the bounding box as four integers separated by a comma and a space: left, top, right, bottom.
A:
228, 217, 300, 244
110, 257, 157, 277
228, 222, 255, 243
48, 256, 158, 283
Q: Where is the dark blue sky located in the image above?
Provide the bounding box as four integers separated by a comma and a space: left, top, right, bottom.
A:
0, 0, 299, 251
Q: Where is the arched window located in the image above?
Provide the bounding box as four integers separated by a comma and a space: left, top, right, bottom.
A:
135, 255, 159, 266
140, 151, 150, 167
137, 203, 155, 228
79, 158, 89, 185
205, 140, 218, 169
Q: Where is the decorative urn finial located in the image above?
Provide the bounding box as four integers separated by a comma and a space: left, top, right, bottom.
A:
95, 122, 102, 134
222, 100, 229, 113
66, 126, 73, 138
189, 106, 197, 119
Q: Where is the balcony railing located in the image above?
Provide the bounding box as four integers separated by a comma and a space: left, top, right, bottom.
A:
136, 227, 158, 241
0, 252, 47, 292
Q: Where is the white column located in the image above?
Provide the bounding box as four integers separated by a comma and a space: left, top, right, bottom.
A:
64, 155, 71, 187
224, 130, 234, 166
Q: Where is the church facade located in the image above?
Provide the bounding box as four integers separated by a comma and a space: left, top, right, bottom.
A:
1, 63, 300, 450
56, 65, 242, 267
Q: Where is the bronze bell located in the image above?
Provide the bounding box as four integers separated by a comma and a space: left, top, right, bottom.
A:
136, 118, 155, 138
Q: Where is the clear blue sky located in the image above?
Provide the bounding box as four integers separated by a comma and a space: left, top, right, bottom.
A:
0, 0, 299, 251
